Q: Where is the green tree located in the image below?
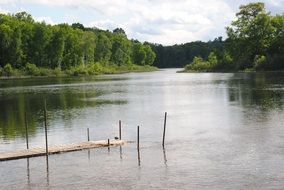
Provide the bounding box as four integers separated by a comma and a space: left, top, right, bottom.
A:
132, 43, 146, 65
0, 24, 12, 67
226, 2, 273, 69
94, 33, 112, 63
144, 45, 156, 65
81, 31, 96, 66
208, 52, 218, 66
113, 28, 127, 38
111, 36, 131, 66
47, 27, 65, 68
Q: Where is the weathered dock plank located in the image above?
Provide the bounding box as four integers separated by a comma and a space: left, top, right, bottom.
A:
0, 140, 128, 161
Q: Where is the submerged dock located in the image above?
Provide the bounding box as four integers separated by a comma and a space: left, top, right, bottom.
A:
0, 140, 128, 161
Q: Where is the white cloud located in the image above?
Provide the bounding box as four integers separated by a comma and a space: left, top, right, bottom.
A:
34, 16, 54, 25
2, 0, 284, 45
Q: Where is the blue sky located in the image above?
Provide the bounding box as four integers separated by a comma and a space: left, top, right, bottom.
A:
0, 0, 283, 45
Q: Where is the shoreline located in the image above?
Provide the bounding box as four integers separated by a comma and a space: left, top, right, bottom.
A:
178, 69, 284, 73
0, 67, 158, 80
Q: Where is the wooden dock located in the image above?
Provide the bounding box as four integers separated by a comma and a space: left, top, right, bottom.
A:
0, 140, 129, 161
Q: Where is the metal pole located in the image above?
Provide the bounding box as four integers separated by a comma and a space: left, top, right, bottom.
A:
162, 112, 167, 147
25, 112, 29, 149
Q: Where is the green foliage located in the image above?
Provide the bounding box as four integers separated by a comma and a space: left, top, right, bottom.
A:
185, 56, 212, 72
226, 2, 284, 71
0, 12, 156, 77
113, 28, 127, 37
94, 33, 112, 63
208, 52, 218, 66
253, 55, 267, 70
3, 63, 13, 76
150, 38, 224, 68
144, 45, 156, 65
25, 63, 40, 76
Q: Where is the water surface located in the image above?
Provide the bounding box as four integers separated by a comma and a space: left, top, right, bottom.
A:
1, 69, 284, 189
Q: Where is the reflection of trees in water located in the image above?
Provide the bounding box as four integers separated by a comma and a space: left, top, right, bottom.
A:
0, 87, 127, 140
227, 72, 284, 111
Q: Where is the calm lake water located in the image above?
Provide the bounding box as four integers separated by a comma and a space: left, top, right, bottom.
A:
1, 69, 284, 189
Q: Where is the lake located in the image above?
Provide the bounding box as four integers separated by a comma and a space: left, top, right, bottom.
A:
1, 69, 284, 189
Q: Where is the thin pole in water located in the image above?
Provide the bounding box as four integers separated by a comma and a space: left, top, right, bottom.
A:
108, 139, 110, 151
119, 120, 122, 140
137, 126, 140, 150
25, 112, 29, 149
87, 128, 90, 141
44, 100, 48, 158
162, 112, 167, 147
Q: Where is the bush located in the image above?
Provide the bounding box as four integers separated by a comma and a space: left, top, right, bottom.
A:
39, 68, 53, 76
25, 63, 40, 76
253, 55, 266, 70
0, 66, 3, 76
3, 64, 13, 76
88, 62, 103, 74
53, 67, 63, 76
185, 56, 212, 72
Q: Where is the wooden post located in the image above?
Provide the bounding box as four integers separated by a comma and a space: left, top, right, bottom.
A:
137, 126, 140, 150
162, 112, 167, 147
87, 128, 90, 141
108, 139, 110, 151
25, 112, 29, 149
119, 120, 122, 140
44, 100, 48, 157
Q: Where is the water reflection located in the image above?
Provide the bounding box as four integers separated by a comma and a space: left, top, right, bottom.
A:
119, 146, 123, 160
26, 158, 30, 185
137, 149, 141, 166
162, 148, 167, 167
227, 73, 284, 111
0, 77, 128, 140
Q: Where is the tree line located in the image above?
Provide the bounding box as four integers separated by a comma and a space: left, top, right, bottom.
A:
151, 2, 284, 72
0, 12, 156, 76
0, 2, 283, 75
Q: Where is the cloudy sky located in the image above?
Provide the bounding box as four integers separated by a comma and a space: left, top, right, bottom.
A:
0, 0, 283, 45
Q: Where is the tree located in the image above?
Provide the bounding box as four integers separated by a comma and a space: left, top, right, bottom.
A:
113, 28, 127, 37
144, 45, 156, 65
208, 52, 218, 66
47, 27, 65, 68
94, 33, 112, 63
0, 24, 12, 67
132, 43, 146, 65
81, 31, 96, 66
72, 23, 85, 30
111, 35, 131, 66
14, 12, 34, 23
226, 2, 273, 68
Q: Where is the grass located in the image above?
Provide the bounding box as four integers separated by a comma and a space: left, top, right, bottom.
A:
0, 63, 157, 79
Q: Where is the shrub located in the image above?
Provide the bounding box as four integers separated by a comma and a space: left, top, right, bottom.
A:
253, 55, 266, 70
39, 68, 53, 76
3, 64, 13, 77
25, 63, 40, 76
53, 67, 63, 76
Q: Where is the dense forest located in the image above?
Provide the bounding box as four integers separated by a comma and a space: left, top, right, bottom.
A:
149, 38, 224, 68
0, 12, 156, 77
152, 2, 284, 72
0, 2, 283, 76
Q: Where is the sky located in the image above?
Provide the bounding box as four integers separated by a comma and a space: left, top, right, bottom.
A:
0, 0, 283, 45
